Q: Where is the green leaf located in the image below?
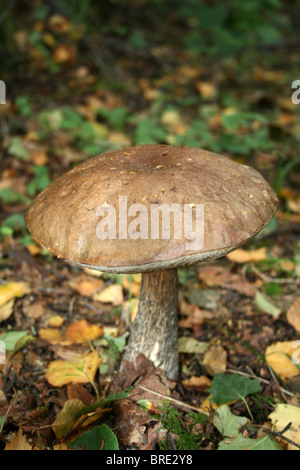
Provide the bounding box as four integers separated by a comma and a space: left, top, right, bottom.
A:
0, 188, 27, 205
6, 137, 30, 161
27, 166, 51, 196
255, 291, 281, 318
213, 405, 248, 438
68, 424, 119, 450
8, 334, 36, 360
208, 373, 261, 405
218, 433, 282, 450
103, 334, 126, 353
0, 331, 28, 351
1, 213, 26, 232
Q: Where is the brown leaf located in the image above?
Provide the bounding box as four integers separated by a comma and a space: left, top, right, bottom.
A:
198, 265, 256, 297
93, 284, 124, 306
69, 274, 104, 296
202, 345, 227, 374
287, 298, 300, 331
4, 428, 32, 450
181, 375, 212, 391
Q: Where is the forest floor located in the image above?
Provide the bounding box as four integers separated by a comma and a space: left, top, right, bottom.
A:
1, 6, 300, 450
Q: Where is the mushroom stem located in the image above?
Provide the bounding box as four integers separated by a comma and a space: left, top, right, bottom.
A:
123, 268, 179, 380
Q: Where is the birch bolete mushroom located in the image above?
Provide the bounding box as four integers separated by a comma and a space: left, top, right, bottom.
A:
25, 144, 278, 380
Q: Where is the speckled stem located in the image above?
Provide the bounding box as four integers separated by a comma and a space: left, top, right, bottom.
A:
122, 269, 179, 380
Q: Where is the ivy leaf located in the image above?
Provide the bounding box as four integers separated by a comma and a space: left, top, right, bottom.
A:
208, 373, 261, 405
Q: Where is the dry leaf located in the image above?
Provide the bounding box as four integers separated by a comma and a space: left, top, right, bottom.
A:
198, 265, 256, 297
265, 341, 300, 378
93, 284, 123, 306
65, 320, 103, 344
48, 315, 64, 327
69, 274, 104, 296
4, 428, 31, 450
287, 298, 300, 332
226, 247, 268, 263
269, 404, 300, 450
196, 81, 217, 98
0, 282, 30, 308
122, 275, 141, 297
39, 328, 70, 345
181, 375, 212, 391
0, 299, 14, 323
46, 350, 102, 387
202, 345, 227, 374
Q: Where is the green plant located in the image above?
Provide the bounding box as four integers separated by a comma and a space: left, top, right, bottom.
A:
159, 403, 207, 450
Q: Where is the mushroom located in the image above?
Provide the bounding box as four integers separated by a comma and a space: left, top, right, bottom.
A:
25, 144, 278, 380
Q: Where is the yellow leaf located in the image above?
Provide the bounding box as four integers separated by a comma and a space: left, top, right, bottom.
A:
93, 284, 123, 306
0, 282, 30, 308
226, 247, 268, 263
265, 341, 300, 378
4, 428, 32, 450
39, 328, 70, 345
0, 299, 14, 323
287, 298, 300, 332
46, 350, 102, 387
65, 320, 103, 344
200, 396, 220, 413
48, 315, 64, 327
269, 404, 300, 450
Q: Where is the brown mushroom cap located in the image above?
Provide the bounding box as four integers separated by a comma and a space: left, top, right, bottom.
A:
25, 144, 278, 273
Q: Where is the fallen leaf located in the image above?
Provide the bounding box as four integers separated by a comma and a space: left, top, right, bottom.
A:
198, 266, 256, 297
0, 299, 14, 323
226, 247, 268, 263
265, 341, 300, 378
69, 274, 104, 296
0, 282, 30, 308
213, 405, 248, 438
4, 428, 31, 450
23, 301, 45, 319
196, 81, 217, 99
287, 298, 300, 331
46, 350, 101, 387
51, 398, 84, 438
48, 315, 64, 327
269, 404, 300, 450
65, 320, 103, 344
255, 291, 281, 318
93, 284, 123, 306
178, 336, 209, 354
202, 345, 227, 374
181, 375, 212, 391
39, 328, 70, 345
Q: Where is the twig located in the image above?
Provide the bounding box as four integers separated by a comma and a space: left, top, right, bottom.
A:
250, 263, 300, 285
136, 385, 209, 416
263, 422, 300, 450
226, 368, 294, 398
